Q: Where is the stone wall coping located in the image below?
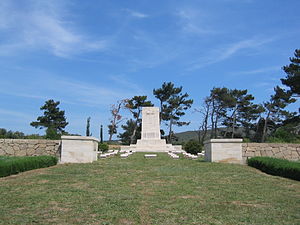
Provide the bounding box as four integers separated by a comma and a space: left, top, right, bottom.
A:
0, 139, 60, 142
61, 136, 99, 142
243, 143, 300, 146
204, 139, 243, 144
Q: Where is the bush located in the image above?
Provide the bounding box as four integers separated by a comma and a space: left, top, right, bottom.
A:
247, 157, 300, 181
184, 140, 202, 155
98, 143, 109, 152
0, 156, 58, 178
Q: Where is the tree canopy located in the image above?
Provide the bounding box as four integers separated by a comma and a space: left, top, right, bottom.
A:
30, 99, 68, 139
281, 49, 300, 97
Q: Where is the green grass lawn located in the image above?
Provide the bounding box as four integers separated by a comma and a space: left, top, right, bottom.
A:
0, 153, 299, 225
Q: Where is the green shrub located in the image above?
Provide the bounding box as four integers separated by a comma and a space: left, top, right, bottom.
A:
98, 143, 109, 152
0, 156, 58, 178
184, 139, 202, 155
247, 157, 300, 181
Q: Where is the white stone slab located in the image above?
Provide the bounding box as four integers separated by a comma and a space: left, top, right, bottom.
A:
120, 153, 129, 158
144, 154, 157, 158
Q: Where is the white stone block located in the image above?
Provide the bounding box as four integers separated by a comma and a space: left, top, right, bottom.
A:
61, 136, 99, 163
204, 139, 243, 164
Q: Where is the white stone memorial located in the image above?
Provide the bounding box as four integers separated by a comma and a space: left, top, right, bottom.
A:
120, 107, 182, 152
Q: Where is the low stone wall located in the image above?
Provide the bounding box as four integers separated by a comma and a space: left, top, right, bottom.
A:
242, 143, 300, 161
0, 139, 61, 158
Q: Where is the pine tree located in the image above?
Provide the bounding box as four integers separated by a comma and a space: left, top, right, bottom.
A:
281, 49, 300, 97
118, 119, 141, 145
161, 86, 193, 143
125, 96, 153, 144
30, 99, 68, 139
86, 117, 91, 136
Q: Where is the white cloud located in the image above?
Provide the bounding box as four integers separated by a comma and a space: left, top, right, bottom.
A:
0, 0, 108, 57
188, 37, 274, 70
124, 9, 148, 18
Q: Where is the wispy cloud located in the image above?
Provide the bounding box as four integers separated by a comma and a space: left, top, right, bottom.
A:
176, 9, 214, 35
0, 109, 33, 121
230, 66, 280, 76
123, 9, 148, 18
109, 75, 145, 94
0, 0, 108, 57
0, 72, 140, 107
188, 37, 274, 70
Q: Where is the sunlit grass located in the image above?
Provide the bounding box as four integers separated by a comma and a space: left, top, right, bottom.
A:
0, 153, 299, 224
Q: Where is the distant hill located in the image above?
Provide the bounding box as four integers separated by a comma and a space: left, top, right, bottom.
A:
173, 131, 199, 143
174, 127, 247, 144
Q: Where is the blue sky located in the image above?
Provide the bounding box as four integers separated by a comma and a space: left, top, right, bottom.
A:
0, 0, 299, 139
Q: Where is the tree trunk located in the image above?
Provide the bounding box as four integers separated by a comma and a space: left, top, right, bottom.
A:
200, 106, 209, 145
231, 115, 236, 138
210, 101, 215, 139
108, 129, 113, 142
214, 116, 218, 138
261, 110, 271, 142
168, 117, 173, 144
231, 108, 238, 138
130, 110, 141, 144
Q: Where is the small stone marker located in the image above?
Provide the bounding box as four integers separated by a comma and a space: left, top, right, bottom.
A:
144, 154, 157, 158
120, 153, 129, 158
183, 152, 198, 159
168, 152, 179, 159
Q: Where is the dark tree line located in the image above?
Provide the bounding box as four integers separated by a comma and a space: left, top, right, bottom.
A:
197, 49, 299, 144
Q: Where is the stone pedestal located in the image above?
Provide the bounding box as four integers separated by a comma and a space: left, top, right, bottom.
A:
121, 107, 182, 152
61, 136, 99, 163
204, 139, 243, 164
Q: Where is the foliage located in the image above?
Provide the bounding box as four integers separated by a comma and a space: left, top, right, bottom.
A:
197, 88, 261, 142
153, 82, 182, 122
0, 128, 25, 139
157, 83, 193, 143
259, 86, 296, 142
118, 119, 141, 145
100, 125, 103, 143
86, 117, 91, 136
184, 139, 202, 155
266, 126, 300, 143
247, 156, 300, 181
0, 128, 44, 139
45, 127, 61, 140
124, 96, 153, 144
98, 143, 109, 152
281, 49, 300, 97
30, 99, 68, 139
0, 156, 58, 178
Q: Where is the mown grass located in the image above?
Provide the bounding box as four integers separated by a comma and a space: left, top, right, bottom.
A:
0, 153, 299, 225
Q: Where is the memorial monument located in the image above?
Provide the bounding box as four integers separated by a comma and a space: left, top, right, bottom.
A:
121, 107, 183, 152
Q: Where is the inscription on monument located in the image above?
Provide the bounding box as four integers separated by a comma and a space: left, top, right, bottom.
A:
142, 107, 160, 140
